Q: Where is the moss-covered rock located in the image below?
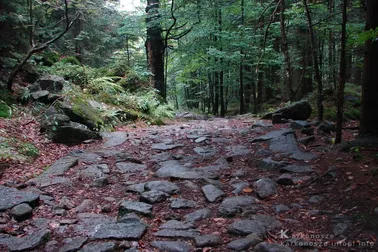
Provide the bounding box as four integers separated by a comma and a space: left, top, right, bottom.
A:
0, 100, 12, 118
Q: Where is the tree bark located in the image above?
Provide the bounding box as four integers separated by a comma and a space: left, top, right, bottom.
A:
360, 0, 378, 136
303, 0, 323, 121
280, 0, 293, 101
335, 0, 347, 144
146, 0, 166, 100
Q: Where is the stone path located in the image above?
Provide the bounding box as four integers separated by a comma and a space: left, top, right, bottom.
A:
0, 117, 373, 251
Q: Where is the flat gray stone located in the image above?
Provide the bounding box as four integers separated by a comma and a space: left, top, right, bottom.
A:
251, 128, 294, 143
257, 158, 288, 170
101, 131, 128, 147
202, 184, 225, 202
69, 150, 102, 164
254, 149, 273, 157
80, 164, 109, 178
255, 242, 294, 252
149, 153, 172, 162
39, 177, 72, 188
156, 160, 206, 179
194, 234, 222, 247
170, 198, 197, 209
290, 120, 311, 129
151, 241, 193, 252
145, 181, 180, 194
276, 174, 294, 185
126, 183, 146, 193
227, 220, 266, 236
59, 237, 88, 252
78, 242, 117, 252
116, 162, 147, 173
91, 222, 147, 240
195, 136, 207, 143
160, 220, 195, 230
226, 145, 251, 157
273, 204, 290, 213
280, 165, 314, 173
193, 147, 218, 157
151, 143, 184, 150
10, 203, 33, 221
227, 234, 263, 251
308, 195, 324, 203
42, 155, 79, 176
0, 229, 51, 251
218, 196, 259, 217
249, 215, 282, 230
74, 213, 116, 233
253, 178, 278, 199
154, 229, 200, 239
184, 208, 212, 222
119, 200, 152, 216
0, 186, 39, 211
140, 190, 167, 204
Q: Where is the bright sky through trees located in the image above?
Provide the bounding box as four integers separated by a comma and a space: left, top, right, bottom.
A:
119, 0, 144, 12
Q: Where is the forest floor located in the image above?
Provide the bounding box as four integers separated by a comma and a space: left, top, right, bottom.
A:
1, 114, 378, 251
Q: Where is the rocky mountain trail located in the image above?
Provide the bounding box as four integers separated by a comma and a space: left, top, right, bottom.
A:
0, 116, 377, 251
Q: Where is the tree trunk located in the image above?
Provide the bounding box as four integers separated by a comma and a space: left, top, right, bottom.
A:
239, 0, 245, 114
303, 0, 323, 121
335, 0, 347, 144
280, 0, 293, 101
146, 0, 166, 100
360, 0, 378, 136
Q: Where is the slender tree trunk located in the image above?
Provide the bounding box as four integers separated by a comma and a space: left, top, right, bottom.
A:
303, 0, 323, 121
280, 0, 293, 101
146, 0, 166, 100
360, 0, 378, 136
239, 0, 245, 114
335, 0, 347, 144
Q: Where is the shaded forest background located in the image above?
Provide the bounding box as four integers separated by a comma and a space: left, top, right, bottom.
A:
0, 0, 377, 139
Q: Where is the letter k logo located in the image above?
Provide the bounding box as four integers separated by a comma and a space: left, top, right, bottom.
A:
280, 229, 289, 239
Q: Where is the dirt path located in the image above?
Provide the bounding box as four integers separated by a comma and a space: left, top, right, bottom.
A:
0, 116, 377, 251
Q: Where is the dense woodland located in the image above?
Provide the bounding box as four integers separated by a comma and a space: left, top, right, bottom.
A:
0, 0, 378, 139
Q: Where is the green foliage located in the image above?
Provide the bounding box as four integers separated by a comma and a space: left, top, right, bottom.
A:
0, 100, 12, 118
0, 137, 39, 162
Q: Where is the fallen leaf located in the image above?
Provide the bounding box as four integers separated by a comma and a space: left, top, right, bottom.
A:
242, 187, 253, 193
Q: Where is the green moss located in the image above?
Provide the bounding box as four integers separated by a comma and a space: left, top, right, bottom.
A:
344, 107, 360, 120
324, 107, 337, 121
71, 97, 104, 129
0, 100, 12, 118
60, 56, 81, 65
0, 137, 39, 162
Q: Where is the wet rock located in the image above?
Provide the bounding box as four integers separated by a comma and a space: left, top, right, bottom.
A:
194, 234, 222, 247
276, 174, 294, 185
154, 229, 200, 239
333, 222, 349, 236
116, 162, 147, 173
75, 199, 94, 213
170, 198, 197, 209
184, 208, 212, 222
160, 220, 195, 230
273, 204, 290, 213
227, 234, 263, 251
254, 149, 273, 157
202, 184, 225, 203
257, 158, 288, 170
126, 183, 146, 193
151, 241, 193, 252
151, 143, 184, 150
0, 186, 39, 211
101, 131, 128, 147
79, 242, 117, 252
91, 221, 147, 240
308, 195, 324, 203
156, 160, 206, 180
290, 120, 311, 129
119, 200, 152, 216
280, 165, 314, 173
255, 242, 294, 252
218, 196, 258, 217
140, 190, 167, 204
145, 181, 180, 195
249, 215, 282, 230
253, 178, 278, 199
227, 220, 266, 236
10, 203, 33, 221
0, 229, 51, 251
59, 237, 88, 252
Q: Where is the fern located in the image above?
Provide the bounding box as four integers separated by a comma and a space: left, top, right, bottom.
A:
87, 77, 125, 94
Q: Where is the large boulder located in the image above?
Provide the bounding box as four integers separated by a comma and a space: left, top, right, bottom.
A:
28, 74, 67, 103
262, 100, 312, 120
56, 100, 103, 130
49, 122, 101, 145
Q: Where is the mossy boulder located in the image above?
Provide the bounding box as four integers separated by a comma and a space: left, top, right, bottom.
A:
261, 100, 312, 121
0, 100, 12, 118
56, 99, 103, 130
